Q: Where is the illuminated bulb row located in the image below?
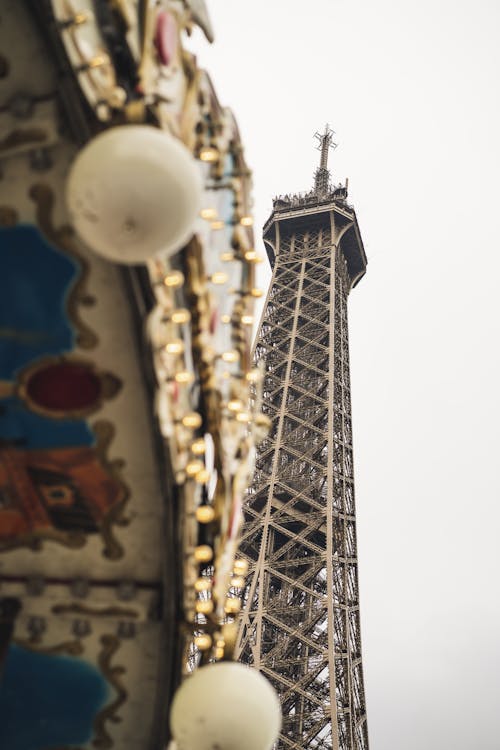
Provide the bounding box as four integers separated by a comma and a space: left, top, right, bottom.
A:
154, 270, 196, 396
151, 266, 208, 481
185, 433, 211, 485
214, 637, 226, 660
225, 398, 252, 425
192, 552, 248, 592
187, 175, 258, 650
193, 633, 226, 659
200, 207, 225, 230
220, 559, 249, 620
219, 313, 254, 327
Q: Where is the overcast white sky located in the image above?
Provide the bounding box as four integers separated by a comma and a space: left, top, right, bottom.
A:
190, 2, 500, 748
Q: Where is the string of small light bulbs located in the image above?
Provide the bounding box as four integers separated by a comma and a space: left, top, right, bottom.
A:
63, 20, 279, 749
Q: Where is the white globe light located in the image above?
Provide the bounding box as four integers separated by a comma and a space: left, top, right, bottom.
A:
66, 125, 202, 264
170, 662, 281, 750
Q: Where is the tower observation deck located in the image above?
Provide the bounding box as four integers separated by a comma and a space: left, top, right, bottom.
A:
236, 127, 369, 749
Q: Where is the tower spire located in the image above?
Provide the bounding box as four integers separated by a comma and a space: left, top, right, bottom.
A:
314, 124, 337, 195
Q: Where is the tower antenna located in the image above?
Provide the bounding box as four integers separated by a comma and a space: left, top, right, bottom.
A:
313, 124, 337, 194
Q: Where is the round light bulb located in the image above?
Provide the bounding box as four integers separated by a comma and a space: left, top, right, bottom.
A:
231, 576, 245, 589
165, 339, 184, 354
200, 207, 218, 220
244, 251, 263, 263
233, 559, 249, 576
199, 146, 219, 163
245, 369, 261, 383
194, 577, 212, 592
195, 599, 214, 615
210, 272, 228, 285
221, 350, 239, 363
186, 460, 204, 477
164, 270, 185, 288
194, 469, 211, 485
194, 545, 213, 563
227, 399, 244, 412
196, 505, 215, 523
171, 308, 191, 324
194, 634, 212, 651
182, 412, 202, 429
170, 662, 281, 750
236, 411, 251, 423
191, 438, 206, 455
224, 597, 241, 614
66, 125, 202, 264
175, 371, 194, 384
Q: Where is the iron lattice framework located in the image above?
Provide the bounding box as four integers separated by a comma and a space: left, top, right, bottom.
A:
237, 136, 369, 750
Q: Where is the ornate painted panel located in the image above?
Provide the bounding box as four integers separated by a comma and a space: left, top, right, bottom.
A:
0, 2, 263, 748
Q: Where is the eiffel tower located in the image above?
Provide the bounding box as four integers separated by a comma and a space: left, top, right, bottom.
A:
236, 127, 369, 750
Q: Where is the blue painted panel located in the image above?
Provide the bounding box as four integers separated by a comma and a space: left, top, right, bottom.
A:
0, 225, 79, 380
0, 225, 93, 450
0, 644, 110, 750
0, 397, 94, 450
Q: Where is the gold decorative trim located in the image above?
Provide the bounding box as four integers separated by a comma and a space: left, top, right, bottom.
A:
14, 638, 85, 656
93, 634, 128, 749
93, 420, 129, 560
0, 128, 48, 153
0, 528, 86, 554
16, 354, 122, 421
52, 604, 138, 619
